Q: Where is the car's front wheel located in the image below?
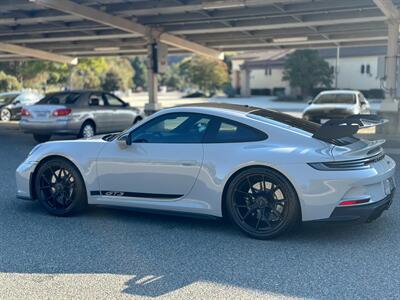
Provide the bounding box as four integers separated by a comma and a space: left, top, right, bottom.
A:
225, 167, 301, 239
34, 158, 87, 216
0, 108, 11, 121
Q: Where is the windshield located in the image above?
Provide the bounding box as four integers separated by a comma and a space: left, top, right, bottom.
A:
0, 94, 18, 105
313, 93, 356, 104
38, 92, 80, 105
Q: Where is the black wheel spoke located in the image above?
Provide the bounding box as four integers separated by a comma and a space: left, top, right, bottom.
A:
232, 173, 290, 234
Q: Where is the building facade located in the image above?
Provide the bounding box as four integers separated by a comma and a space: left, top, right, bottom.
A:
231, 47, 386, 97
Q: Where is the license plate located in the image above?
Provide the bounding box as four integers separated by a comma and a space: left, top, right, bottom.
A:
35, 112, 49, 118
320, 119, 329, 124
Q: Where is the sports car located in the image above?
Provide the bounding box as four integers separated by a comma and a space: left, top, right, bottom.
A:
16, 103, 396, 239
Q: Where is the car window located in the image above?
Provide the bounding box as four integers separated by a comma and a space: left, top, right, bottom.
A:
0, 94, 18, 105
359, 93, 367, 104
104, 94, 125, 107
130, 113, 211, 143
204, 118, 267, 143
313, 93, 356, 104
38, 92, 80, 105
89, 93, 105, 106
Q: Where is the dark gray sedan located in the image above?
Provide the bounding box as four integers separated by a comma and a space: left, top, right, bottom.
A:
20, 90, 144, 143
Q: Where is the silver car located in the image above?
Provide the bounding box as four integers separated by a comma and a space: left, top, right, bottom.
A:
20, 90, 143, 143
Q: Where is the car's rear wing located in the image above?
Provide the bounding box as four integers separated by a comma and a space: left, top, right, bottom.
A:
313, 115, 387, 141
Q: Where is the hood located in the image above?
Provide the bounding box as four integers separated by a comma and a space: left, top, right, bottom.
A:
304, 103, 356, 113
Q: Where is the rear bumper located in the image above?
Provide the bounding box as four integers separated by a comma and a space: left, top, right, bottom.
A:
322, 189, 395, 223
20, 119, 80, 135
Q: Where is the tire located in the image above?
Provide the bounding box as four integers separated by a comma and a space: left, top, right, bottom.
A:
34, 158, 87, 216
225, 167, 301, 239
79, 121, 95, 139
0, 108, 11, 121
33, 134, 51, 143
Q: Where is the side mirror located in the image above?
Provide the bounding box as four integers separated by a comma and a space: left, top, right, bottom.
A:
123, 102, 130, 107
13, 100, 21, 105
90, 98, 100, 106
307, 100, 313, 105
117, 135, 131, 149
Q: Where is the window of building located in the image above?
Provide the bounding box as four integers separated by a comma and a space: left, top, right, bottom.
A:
361, 65, 365, 74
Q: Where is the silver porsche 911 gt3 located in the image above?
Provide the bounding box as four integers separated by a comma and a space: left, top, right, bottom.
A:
16, 103, 396, 239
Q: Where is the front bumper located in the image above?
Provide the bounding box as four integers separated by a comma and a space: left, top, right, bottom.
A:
16, 160, 38, 200
324, 189, 395, 222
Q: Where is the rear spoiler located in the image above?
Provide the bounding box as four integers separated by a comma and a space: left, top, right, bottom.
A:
313, 115, 387, 141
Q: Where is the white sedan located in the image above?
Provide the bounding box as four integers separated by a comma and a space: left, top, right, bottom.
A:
16, 103, 396, 239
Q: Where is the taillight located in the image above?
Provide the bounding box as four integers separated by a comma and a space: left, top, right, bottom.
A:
21, 108, 31, 117
53, 108, 72, 117
339, 198, 370, 206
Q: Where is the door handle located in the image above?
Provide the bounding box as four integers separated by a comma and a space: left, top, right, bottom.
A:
181, 161, 196, 166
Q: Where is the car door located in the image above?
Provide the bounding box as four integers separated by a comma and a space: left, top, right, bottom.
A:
87, 93, 111, 133
96, 112, 211, 199
103, 93, 133, 131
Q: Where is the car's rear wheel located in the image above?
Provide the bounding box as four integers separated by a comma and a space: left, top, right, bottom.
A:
33, 134, 51, 143
1, 108, 11, 121
34, 158, 87, 216
226, 167, 300, 239
79, 121, 95, 138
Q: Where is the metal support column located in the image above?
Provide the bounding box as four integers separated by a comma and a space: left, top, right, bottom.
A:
240, 68, 251, 97
386, 20, 399, 100
144, 42, 162, 115
335, 46, 340, 89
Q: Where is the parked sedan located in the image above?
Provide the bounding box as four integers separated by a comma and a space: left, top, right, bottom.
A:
16, 103, 395, 239
20, 90, 143, 143
0, 91, 43, 121
302, 90, 370, 124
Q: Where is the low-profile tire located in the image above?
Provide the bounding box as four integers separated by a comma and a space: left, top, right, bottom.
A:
33, 134, 51, 143
78, 121, 96, 139
1, 108, 12, 121
34, 158, 87, 216
225, 167, 301, 239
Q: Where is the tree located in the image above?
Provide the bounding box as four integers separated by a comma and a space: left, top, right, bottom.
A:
158, 64, 182, 90
130, 57, 147, 89
102, 71, 122, 92
0, 72, 22, 91
283, 49, 333, 97
182, 55, 229, 96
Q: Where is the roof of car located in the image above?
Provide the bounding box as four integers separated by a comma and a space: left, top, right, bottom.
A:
319, 90, 360, 95
179, 102, 259, 113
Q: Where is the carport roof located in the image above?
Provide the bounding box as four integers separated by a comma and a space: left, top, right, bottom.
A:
0, 0, 399, 62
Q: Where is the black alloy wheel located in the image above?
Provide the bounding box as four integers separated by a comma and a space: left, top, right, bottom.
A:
226, 167, 300, 239
35, 158, 87, 216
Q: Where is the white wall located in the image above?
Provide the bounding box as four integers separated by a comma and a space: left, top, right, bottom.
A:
249, 68, 291, 94
326, 56, 381, 90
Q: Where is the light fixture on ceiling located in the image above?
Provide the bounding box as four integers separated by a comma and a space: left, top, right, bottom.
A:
272, 37, 309, 43
94, 47, 121, 52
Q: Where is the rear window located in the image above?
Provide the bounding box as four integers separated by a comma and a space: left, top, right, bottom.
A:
38, 92, 80, 105
313, 93, 356, 104
249, 109, 357, 146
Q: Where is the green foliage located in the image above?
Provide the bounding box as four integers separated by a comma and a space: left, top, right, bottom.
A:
181, 55, 229, 96
159, 64, 182, 90
102, 71, 122, 92
0, 71, 22, 91
283, 49, 333, 96
130, 57, 147, 89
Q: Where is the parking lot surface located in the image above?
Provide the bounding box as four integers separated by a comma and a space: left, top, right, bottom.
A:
1, 122, 400, 300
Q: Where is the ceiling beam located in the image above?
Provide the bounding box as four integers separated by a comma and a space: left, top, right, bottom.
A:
29, 0, 222, 59
373, 0, 400, 20
0, 42, 78, 64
